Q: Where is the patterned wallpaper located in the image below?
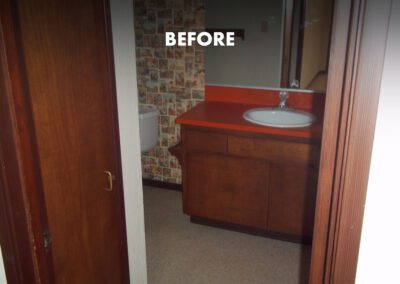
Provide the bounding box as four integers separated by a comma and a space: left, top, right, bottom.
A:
134, 0, 205, 184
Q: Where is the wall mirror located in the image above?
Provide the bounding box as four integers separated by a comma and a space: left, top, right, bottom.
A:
204, 0, 334, 92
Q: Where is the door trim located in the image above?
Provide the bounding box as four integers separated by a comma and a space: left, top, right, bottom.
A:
310, 0, 392, 282
0, 0, 54, 282
280, 0, 294, 87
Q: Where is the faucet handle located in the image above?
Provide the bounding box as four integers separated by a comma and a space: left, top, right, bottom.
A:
279, 91, 288, 100
278, 91, 289, 109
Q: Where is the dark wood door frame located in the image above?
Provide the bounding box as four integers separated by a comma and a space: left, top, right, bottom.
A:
280, 0, 294, 87
0, 0, 54, 282
0, 0, 391, 283
310, 0, 392, 283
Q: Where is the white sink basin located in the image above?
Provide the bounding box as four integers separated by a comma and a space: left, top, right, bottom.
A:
243, 108, 316, 128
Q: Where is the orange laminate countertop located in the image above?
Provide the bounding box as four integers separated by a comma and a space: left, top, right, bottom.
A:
176, 101, 323, 140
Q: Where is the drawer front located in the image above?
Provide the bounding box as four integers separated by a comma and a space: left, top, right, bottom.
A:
228, 136, 320, 164
185, 130, 227, 154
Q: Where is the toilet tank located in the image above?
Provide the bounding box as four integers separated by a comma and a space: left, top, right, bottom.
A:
139, 105, 160, 152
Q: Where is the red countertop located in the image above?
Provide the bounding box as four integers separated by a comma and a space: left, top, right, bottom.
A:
176, 101, 323, 139
176, 85, 325, 140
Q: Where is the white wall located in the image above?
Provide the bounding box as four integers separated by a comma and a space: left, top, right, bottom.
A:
205, 0, 283, 87
356, 1, 400, 283
109, 0, 147, 283
0, 246, 6, 283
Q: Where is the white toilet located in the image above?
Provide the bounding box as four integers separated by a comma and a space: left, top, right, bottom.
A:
139, 104, 160, 152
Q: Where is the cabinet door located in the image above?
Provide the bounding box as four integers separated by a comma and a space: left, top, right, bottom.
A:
268, 164, 318, 238
186, 152, 269, 229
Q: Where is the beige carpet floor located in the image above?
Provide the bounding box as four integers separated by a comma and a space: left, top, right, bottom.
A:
144, 186, 311, 284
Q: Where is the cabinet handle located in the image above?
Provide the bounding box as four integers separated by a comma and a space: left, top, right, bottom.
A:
104, 170, 115, 191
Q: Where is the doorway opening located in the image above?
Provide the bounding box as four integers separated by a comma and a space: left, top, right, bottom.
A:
134, 0, 333, 283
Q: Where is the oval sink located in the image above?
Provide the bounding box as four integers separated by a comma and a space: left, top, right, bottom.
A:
243, 108, 316, 128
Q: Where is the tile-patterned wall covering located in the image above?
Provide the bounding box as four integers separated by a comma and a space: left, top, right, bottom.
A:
134, 0, 205, 184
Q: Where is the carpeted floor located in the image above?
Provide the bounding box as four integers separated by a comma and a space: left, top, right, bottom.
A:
144, 186, 311, 284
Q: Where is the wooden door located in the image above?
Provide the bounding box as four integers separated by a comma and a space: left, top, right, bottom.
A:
186, 152, 269, 230
7, 0, 129, 283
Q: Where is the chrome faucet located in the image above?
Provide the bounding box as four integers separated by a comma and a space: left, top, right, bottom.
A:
278, 91, 289, 109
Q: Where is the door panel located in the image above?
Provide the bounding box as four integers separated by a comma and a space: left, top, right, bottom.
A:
14, 0, 128, 282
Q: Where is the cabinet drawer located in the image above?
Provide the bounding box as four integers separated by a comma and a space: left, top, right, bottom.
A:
185, 130, 227, 153
228, 136, 320, 164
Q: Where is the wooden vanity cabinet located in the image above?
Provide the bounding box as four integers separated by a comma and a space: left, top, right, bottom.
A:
180, 126, 320, 241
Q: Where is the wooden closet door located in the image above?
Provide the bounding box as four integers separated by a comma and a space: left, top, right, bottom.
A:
14, 0, 129, 283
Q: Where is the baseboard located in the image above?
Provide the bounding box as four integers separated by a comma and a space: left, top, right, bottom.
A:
142, 178, 182, 191
190, 216, 312, 244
